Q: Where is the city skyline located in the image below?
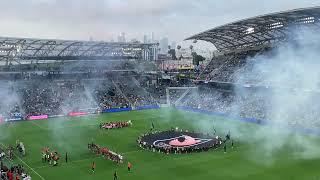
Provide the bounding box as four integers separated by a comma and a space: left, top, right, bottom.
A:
0, 0, 319, 45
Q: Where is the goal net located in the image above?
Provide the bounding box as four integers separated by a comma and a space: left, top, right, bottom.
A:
166, 87, 199, 107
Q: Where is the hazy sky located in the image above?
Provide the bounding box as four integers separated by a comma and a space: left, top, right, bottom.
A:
0, 0, 319, 44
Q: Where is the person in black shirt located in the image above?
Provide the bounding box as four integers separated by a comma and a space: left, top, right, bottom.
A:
150, 122, 155, 131
114, 171, 118, 180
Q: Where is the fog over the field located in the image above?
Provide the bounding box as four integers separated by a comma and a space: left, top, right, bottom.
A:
0, 81, 20, 142
2, 0, 320, 160
46, 59, 152, 149
0, 82, 19, 115
241, 28, 320, 161
175, 28, 320, 163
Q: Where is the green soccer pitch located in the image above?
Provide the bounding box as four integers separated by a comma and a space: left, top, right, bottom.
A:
1, 108, 320, 180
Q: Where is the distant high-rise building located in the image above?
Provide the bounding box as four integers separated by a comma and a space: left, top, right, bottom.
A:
151, 32, 155, 43
160, 37, 169, 54
89, 36, 93, 41
122, 32, 126, 42
117, 32, 126, 42
143, 35, 148, 43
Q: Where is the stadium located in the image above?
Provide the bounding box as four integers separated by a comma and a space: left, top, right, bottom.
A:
1, 5, 320, 180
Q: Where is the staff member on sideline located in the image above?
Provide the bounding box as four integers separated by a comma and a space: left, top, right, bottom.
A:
128, 162, 132, 172
114, 171, 118, 180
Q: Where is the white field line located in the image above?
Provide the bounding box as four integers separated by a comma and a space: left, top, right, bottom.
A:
0, 143, 45, 180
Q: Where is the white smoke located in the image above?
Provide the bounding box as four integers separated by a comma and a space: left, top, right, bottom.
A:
232, 27, 320, 162
0, 81, 21, 141
45, 58, 158, 146
178, 27, 320, 163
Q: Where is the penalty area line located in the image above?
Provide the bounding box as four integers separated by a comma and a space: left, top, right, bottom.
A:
0, 143, 46, 180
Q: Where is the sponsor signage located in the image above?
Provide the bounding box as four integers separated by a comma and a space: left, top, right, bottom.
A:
6, 117, 23, 122
28, 115, 48, 120
68, 112, 88, 116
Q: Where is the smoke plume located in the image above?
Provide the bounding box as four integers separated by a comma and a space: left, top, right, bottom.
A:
232, 27, 320, 161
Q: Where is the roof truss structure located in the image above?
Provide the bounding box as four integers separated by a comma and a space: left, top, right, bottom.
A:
185, 7, 320, 52
0, 37, 158, 65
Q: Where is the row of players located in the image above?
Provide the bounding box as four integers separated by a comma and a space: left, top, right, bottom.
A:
99, 120, 132, 130
38, 120, 132, 167
88, 143, 123, 164
2, 119, 135, 180
41, 147, 60, 166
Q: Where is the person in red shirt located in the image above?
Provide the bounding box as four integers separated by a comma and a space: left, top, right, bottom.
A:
42, 147, 49, 162
16, 175, 20, 180
7, 170, 13, 180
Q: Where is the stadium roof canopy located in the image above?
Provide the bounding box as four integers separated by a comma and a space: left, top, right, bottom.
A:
0, 37, 157, 65
185, 7, 320, 52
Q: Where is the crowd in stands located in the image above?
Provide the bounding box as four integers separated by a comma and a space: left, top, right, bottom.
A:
176, 85, 320, 130
197, 49, 266, 83
0, 162, 31, 180
141, 80, 168, 104
0, 151, 4, 161
181, 87, 268, 120
137, 77, 193, 104
94, 81, 129, 110
16, 81, 97, 116
2, 45, 320, 132
116, 77, 158, 107
146, 47, 320, 130
0, 77, 159, 117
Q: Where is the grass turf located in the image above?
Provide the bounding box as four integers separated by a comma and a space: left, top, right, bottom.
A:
1, 108, 320, 180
